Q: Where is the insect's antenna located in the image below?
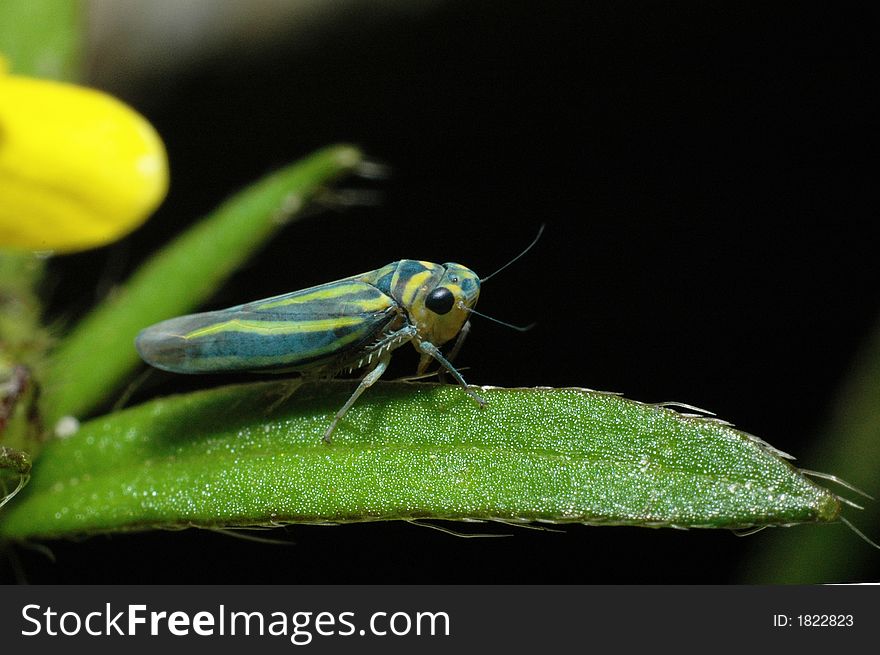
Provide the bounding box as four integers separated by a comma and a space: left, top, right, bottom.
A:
460, 305, 535, 332
480, 224, 545, 283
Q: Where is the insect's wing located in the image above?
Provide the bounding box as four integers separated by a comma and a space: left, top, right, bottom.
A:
136, 280, 399, 374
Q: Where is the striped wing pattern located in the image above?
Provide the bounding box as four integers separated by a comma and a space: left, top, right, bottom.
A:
135, 279, 400, 374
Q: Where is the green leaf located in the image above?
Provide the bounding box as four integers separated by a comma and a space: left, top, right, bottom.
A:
41, 144, 363, 424
0, 381, 840, 540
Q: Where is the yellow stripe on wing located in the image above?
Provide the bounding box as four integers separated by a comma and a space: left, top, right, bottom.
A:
184, 315, 366, 339
256, 281, 386, 309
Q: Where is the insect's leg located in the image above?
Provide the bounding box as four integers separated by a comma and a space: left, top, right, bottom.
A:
416, 321, 471, 380
362, 323, 418, 378
416, 352, 433, 377
417, 340, 486, 408
265, 377, 305, 414
444, 320, 471, 368
323, 351, 392, 444
372, 324, 417, 354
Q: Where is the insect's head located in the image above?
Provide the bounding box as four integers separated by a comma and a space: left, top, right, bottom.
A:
417, 263, 480, 345
412, 226, 543, 346
435, 263, 481, 311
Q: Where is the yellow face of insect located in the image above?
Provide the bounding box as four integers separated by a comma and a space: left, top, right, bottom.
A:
413, 263, 480, 346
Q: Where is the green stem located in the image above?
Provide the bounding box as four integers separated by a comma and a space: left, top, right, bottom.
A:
41, 145, 363, 425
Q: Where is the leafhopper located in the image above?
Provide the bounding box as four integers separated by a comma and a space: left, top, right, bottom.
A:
136, 228, 542, 442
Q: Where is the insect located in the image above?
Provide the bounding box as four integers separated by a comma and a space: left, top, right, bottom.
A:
136, 227, 542, 442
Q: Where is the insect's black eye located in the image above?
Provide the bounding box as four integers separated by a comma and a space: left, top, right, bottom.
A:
425, 287, 455, 315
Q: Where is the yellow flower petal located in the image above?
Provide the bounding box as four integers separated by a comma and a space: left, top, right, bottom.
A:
0, 69, 168, 253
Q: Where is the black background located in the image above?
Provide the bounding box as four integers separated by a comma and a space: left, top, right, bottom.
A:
6, 2, 877, 583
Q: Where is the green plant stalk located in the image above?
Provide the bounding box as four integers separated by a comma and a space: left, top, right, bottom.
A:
41, 145, 363, 425
0, 381, 839, 539
0, 256, 52, 373
0, 0, 83, 473
0, 0, 82, 80
1, 0, 84, 365
741, 313, 880, 583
